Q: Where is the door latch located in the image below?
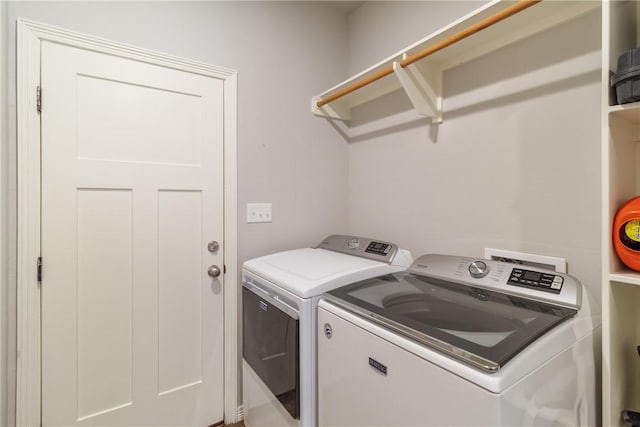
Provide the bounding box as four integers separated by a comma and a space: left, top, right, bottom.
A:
37, 257, 42, 283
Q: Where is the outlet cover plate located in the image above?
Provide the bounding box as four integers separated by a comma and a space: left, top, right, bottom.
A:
247, 203, 272, 223
484, 248, 566, 273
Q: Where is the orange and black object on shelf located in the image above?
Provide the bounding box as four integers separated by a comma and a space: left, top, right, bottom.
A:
614, 197, 640, 272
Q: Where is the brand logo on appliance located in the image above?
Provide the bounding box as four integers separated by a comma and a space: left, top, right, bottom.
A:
369, 357, 387, 375
259, 301, 268, 311
416, 263, 428, 269
324, 323, 333, 339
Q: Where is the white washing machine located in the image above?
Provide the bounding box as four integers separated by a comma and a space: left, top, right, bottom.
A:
242, 235, 413, 427
317, 254, 600, 427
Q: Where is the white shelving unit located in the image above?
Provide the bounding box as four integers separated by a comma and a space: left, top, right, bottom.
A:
603, 1, 640, 426
311, 0, 598, 124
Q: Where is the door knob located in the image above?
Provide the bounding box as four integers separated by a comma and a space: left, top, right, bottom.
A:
207, 241, 219, 253
207, 265, 221, 278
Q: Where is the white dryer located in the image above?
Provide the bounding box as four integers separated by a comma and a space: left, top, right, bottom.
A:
242, 235, 412, 427
317, 254, 599, 427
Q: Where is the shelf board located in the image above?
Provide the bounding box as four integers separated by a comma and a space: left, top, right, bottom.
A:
610, 270, 640, 287
312, 0, 599, 121
610, 102, 640, 124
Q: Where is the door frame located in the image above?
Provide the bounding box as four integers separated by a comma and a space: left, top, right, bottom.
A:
16, 18, 239, 426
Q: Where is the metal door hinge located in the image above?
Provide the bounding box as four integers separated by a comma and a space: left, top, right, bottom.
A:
37, 257, 42, 283
36, 86, 41, 114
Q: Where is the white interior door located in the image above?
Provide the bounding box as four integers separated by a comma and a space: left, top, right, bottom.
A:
40, 41, 225, 426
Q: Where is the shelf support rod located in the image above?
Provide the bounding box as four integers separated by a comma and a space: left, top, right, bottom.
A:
315, 0, 542, 109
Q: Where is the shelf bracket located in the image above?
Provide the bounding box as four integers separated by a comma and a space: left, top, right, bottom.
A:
393, 57, 442, 124
311, 95, 351, 121
406, 61, 443, 124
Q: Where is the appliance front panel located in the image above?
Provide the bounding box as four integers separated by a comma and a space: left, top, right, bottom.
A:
318, 306, 499, 426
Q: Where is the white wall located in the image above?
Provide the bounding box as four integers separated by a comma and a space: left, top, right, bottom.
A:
347, 1, 479, 74
346, 2, 602, 309
3, 1, 350, 423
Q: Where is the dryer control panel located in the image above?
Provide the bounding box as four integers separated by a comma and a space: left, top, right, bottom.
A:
316, 235, 399, 264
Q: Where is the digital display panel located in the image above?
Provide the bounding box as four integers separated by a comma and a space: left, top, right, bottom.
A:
523, 271, 541, 281
365, 241, 390, 255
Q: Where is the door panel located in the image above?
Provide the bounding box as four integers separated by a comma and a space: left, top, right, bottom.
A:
77, 189, 133, 419
41, 41, 224, 426
76, 74, 203, 165
158, 190, 203, 394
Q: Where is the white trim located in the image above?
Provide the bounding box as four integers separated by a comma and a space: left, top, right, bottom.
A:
16, 18, 239, 426
0, 1, 7, 425
223, 71, 240, 425
16, 20, 42, 427
18, 19, 235, 79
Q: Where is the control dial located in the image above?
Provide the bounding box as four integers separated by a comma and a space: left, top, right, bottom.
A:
346, 238, 360, 249
468, 260, 489, 278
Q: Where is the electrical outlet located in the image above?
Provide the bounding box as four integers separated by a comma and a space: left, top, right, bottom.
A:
247, 203, 272, 223
484, 248, 566, 273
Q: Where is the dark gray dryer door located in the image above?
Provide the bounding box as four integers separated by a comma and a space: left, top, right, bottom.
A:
242, 284, 299, 419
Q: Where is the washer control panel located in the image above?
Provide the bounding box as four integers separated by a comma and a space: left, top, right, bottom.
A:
508, 268, 564, 293
408, 254, 582, 309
